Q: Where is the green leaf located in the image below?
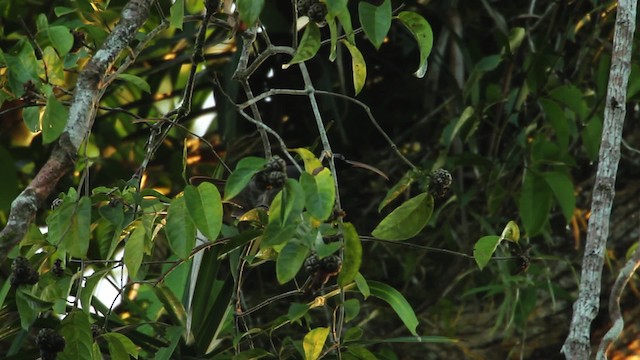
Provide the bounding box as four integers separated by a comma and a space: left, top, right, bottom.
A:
80, 270, 107, 315
303, 327, 330, 360
170, 0, 184, 30
343, 298, 361, 322
43, 46, 65, 86
58, 311, 93, 360
276, 241, 309, 284
224, 157, 267, 200
549, 84, 588, 119
378, 169, 422, 212
184, 182, 223, 240
290, 148, 323, 173
165, 197, 196, 258
0, 146, 20, 213
153, 284, 187, 327
340, 39, 367, 95
442, 106, 474, 149
16, 289, 53, 329
237, 0, 265, 27
354, 273, 370, 298
338, 223, 362, 287
581, 116, 602, 161
269, 179, 305, 226
103, 333, 138, 360
346, 346, 377, 360
358, 0, 391, 49
59, 196, 91, 258
396, 12, 433, 78
288, 22, 321, 66
22, 106, 41, 132
3, 41, 39, 97
542, 171, 576, 224
124, 223, 146, 279
540, 98, 570, 148
300, 170, 336, 221
42, 93, 68, 144
518, 172, 552, 236
117, 73, 151, 93
472, 235, 501, 270
154, 326, 183, 360
372, 192, 434, 240
46, 26, 74, 56
328, 17, 338, 61
368, 281, 419, 336
287, 302, 310, 323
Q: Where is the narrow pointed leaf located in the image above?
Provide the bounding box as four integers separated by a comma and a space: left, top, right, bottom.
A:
378, 169, 421, 212
340, 39, 366, 95
542, 171, 576, 224
165, 196, 196, 259
58, 311, 93, 360
170, 0, 184, 29
124, 223, 145, 278
337, 223, 362, 287
60, 196, 91, 258
368, 281, 419, 336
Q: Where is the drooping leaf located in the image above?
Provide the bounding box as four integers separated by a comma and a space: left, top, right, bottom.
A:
276, 241, 309, 284
237, 0, 265, 27
372, 192, 434, 240
340, 39, 367, 95
337, 223, 362, 287
396, 12, 434, 78
224, 157, 267, 200
368, 281, 419, 336
103, 333, 138, 360
58, 311, 93, 360
170, 0, 184, 30
328, 17, 338, 61
165, 196, 196, 259
300, 170, 336, 221
473, 235, 501, 270
518, 172, 552, 236
59, 196, 91, 258
184, 182, 223, 240
288, 22, 321, 66
124, 223, 146, 279
542, 171, 576, 224
358, 0, 392, 49
42, 93, 68, 144
442, 106, 474, 149
117, 73, 151, 93
303, 327, 330, 360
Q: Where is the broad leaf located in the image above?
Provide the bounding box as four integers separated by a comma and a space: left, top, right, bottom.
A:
340, 39, 367, 95
184, 182, 223, 240
337, 223, 362, 287
372, 192, 434, 240
288, 302, 310, 323
543, 171, 576, 224
42, 93, 68, 144
170, 0, 184, 30
117, 73, 151, 93
300, 170, 336, 221
358, 0, 392, 49
165, 196, 196, 259
237, 0, 265, 27
303, 327, 330, 360
473, 235, 501, 270
59, 196, 91, 258
518, 172, 552, 236
368, 281, 419, 336
396, 12, 434, 78
354, 273, 370, 299
290, 148, 323, 173
16, 289, 53, 329
224, 157, 266, 200
103, 333, 138, 360
46, 26, 74, 56
22, 106, 41, 132
58, 311, 93, 360
288, 22, 321, 66
276, 241, 309, 284
153, 284, 187, 327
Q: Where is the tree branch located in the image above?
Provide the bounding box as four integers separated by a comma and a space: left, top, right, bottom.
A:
0, 0, 156, 261
562, 1, 637, 358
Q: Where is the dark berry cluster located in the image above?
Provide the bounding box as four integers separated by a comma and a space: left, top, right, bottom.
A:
304, 254, 342, 275
428, 169, 452, 198
297, 0, 328, 24
22, 80, 40, 103
52, 259, 65, 277
254, 156, 287, 190
10, 256, 39, 287
36, 328, 65, 360
69, 29, 85, 53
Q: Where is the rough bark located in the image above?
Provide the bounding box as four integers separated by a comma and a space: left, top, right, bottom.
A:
0, 0, 156, 261
561, 0, 637, 359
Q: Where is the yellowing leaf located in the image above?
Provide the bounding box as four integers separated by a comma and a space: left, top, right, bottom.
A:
303, 327, 330, 360
340, 39, 366, 95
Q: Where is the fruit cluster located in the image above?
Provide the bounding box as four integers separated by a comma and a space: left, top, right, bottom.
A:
428, 169, 452, 198
36, 328, 65, 360
254, 156, 287, 190
52, 259, 65, 277
10, 256, 39, 287
297, 0, 328, 24
304, 254, 342, 275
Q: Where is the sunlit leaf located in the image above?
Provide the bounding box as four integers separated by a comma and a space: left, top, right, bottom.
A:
500, 221, 520, 243
372, 192, 434, 240
396, 12, 433, 78
237, 0, 264, 27
368, 281, 419, 336
184, 182, 223, 240
358, 0, 391, 49
337, 223, 362, 287
124, 223, 146, 278
42, 93, 68, 144
165, 197, 196, 259
170, 0, 184, 30
288, 22, 321, 66
340, 39, 366, 95
43, 46, 65, 86
473, 235, 501, 270
303, 327, 330, 360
